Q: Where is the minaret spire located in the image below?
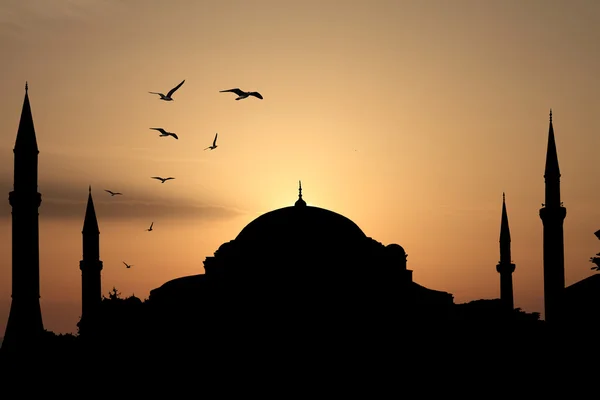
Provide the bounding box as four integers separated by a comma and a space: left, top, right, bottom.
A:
497, 193, 515, 311
499, 192, 511, 262
539, 109, 567, 324
544, 108, 561, 200
83, 186, 100, 236
14, 81, 39, 157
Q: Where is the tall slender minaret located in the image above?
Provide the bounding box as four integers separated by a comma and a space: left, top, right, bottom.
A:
539, 109, 566, 324
496, 193, 515, 311
79, 186, 103, 334
2, 82, 44, 352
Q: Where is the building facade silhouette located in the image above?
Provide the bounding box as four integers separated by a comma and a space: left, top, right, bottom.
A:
78, 186, 103, 335
539, 109, 566, 324
148, 181, 455, 346
496, 192, 515, 310
1, 83, 44, 353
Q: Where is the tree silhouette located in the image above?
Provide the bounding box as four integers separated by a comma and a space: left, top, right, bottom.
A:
106, 286, 122, 300
590, 255, 600, 271
590, 230, 600, 271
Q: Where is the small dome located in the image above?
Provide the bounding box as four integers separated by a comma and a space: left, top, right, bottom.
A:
386, 243, 406, 256
215, 240, 236, 257
385, 243, 407, 270
295, 180, 307, 207
295, 197, 307, 207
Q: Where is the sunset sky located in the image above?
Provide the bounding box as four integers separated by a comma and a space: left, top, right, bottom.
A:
1, 0, 599, 334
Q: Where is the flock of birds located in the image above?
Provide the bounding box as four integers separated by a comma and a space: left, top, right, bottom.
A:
103, 79, 263, 269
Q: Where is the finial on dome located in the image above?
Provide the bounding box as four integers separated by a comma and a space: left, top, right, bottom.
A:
295, 180, 306, 207
89, 185, 91, 194
549, 108, 552, 122
503, 192, 505, 202
25, 81, 28, 93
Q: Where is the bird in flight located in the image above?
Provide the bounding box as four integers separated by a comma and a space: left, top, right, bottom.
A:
149, 79, 185, 101
146, 222, 154, 231
151, 176, 175, 183
123, 261, 133, 269
204, 133, 218, 150
219, 88, 263, 100
150, 127, 178, 140
104, 190, 122, 196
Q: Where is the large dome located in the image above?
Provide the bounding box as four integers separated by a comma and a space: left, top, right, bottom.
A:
234, 183, 367, 253
235, 204, 367, 244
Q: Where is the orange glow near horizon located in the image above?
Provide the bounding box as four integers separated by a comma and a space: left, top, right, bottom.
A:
1, 0, 600, 334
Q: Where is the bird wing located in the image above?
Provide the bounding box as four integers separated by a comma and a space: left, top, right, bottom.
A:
220, 88, 244, 96
166, 177, 175, 180
151, 176, 163, 180
150, 128, 167, 135
149, 91, 164, 96
213, 133, 218, 146
105, 190, 113, 195
171, 133, 179, 139
150, 222, 153, 228
167, 80, 185, 97
250, 92, 263, 99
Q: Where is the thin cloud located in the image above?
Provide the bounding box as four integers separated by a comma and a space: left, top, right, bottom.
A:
43, 198, 244, 221
0, 180, 247, 221
0, 0, 123, 37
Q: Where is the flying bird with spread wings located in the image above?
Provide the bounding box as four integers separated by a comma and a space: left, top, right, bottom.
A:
149, 79, 185, 101
123, 261, 133, 269
104, 190, 122, 196
151, 176, 175, 183
204, 133, 218, 150
219, 88, 263, 100
150, 127, 178, 140
146, 222, 154, 231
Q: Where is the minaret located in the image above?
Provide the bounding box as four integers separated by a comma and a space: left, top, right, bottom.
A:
539, 109, 566, 324
79, 186, 103, 334
496, 193, 515, 311
2, 82, 44, 353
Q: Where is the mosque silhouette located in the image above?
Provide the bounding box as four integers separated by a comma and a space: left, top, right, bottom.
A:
1, 84, 599, 366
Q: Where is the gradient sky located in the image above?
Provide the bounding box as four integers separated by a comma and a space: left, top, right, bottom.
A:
1, 0, 599, 334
